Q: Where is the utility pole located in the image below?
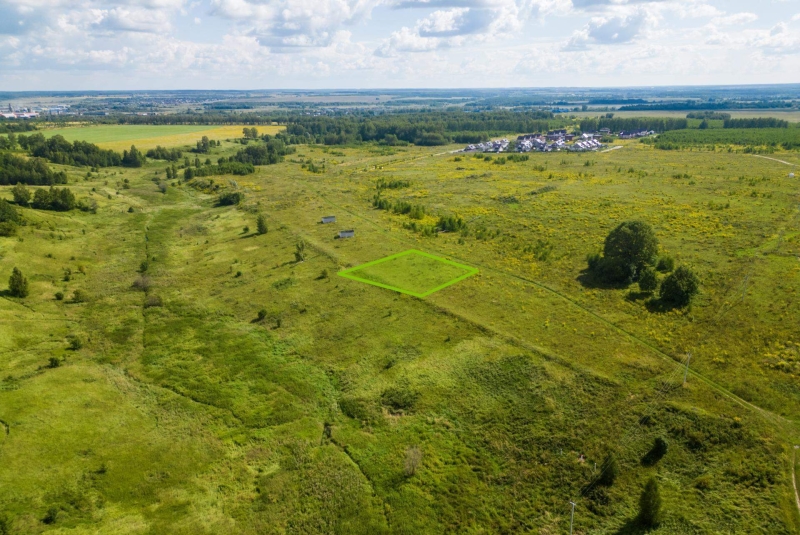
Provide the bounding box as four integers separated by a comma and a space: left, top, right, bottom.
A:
683, 352, 692, 385
569, 501, 576, 535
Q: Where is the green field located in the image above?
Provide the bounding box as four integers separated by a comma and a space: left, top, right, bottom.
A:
1, 131, 800, 533
41, 124, 283, 151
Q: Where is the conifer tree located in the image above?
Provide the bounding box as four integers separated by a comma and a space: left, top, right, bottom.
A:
638, 477, 663, 527
8, 267, 29, 298
257, 214, 268, 235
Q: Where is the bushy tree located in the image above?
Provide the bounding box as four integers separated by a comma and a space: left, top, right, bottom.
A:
656, 255, 675, 272
603, 221, 659, 274
638, 267, 658, 293
11, 183, 30, 205
659, 266, 699, 307
588, 221, 659, 284
256, 213, 268, 235
8, 267, 29, 298
638, 477, 663, 527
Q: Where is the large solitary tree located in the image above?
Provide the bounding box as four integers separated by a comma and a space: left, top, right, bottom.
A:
588, 220, 659, 283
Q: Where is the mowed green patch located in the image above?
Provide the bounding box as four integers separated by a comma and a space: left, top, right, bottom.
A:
338, 249, 478, 297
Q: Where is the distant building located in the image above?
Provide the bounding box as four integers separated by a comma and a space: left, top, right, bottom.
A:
338, 229, 355, 239
321, 216, 336, 224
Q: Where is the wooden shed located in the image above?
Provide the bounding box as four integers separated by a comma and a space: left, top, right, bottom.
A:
338, 229, 355, 239
321, 215, 336, 224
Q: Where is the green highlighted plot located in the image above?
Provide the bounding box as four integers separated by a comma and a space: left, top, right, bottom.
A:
338, 250, 479, 297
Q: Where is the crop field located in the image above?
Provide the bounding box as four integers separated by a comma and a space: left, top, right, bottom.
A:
1, 130, 800, 533
41, 124, 284, 151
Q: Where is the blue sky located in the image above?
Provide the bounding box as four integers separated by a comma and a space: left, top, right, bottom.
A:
0, 0, 798, 90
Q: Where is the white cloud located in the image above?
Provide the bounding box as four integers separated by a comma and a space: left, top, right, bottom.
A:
711, 12, 758, 26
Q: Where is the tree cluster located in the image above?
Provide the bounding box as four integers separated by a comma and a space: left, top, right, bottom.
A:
192, 136, 219, 153
723, 118, 789, 129
587, 221, 699, 307
579, 117, 688, 133
146, 146, 183, 161
0, 152, 67, 185
184, 161, 254, 179
233, 140, 293, 165
32, 186, 76, 211
18, 133, 122, 167
121, 145, 146, 167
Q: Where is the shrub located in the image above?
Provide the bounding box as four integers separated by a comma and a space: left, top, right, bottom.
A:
656, 255, 675, 272
0, 222, 16, 236
643, 437, 668, 465
597, 453, 619, 487
0, 200, 21, 224
257, 308, 267, 321
217, 191, 244, 206
659, 266, 700, 307
257, 214, 268, 235
47, 357, 61, 369
71, 289, 90, 303
638, 268, 658, 293
42, 506, 59, 524
380, 381, 419, 413
55, 291, 64, 301
638, 477, 663, 527
67, 334, 83, 350
144, 295, 164, 308
8, 267, 29, 298
132, 276, 151, 291
404, 446, 423, 477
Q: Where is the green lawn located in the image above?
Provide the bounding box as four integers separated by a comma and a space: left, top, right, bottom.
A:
1, 136, 799, 533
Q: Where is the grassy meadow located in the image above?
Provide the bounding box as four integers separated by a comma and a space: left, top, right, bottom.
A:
1, 125, 800, 533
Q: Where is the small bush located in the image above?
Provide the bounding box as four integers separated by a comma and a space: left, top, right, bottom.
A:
144, 295, 163, 308
132, 276, 151, 291
404, 446, 423, 477
55, 291, 64, 301
257, 309, 267, 321
217, 191, 244, 206
656, 256, 675, 272
597, 453, 619, 487
380, 381, 420, 413
42, 506, 59, 524
71, 289, 90, 303
67, 334, 83, 350
659, 266, 700, 307
47, 357, 61, 369
638, 268, 658, 293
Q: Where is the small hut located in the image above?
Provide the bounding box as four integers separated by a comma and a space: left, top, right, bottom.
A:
321, 215, 336, 224
338, 229, 355, 239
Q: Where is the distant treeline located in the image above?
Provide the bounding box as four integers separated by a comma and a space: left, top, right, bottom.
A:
620, 100, 796, 111
579, 117, 688, 133
723, 118, 789, 129
283, 111, 559, 146
0, 122, 38, 134
651, 128, 800, 150
587, 98, 648, 105
686, 112, 731, 120
0, 152, 68, 185
18, 134, 122, 167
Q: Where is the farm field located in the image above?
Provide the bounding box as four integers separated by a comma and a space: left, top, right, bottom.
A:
41, 124, 284, 151
1, 131, 800, 533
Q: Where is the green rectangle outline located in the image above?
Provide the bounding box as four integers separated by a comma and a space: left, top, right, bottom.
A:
337, 249, 479, 297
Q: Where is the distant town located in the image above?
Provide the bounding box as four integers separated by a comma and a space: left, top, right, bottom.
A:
464, 128, 655, 153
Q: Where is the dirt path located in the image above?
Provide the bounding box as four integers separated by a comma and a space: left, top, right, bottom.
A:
753, 155, 797, 166
600, 146, 623, 153
793, 447, 800, 514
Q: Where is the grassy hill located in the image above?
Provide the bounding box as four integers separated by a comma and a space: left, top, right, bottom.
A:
1, 128, 799, 533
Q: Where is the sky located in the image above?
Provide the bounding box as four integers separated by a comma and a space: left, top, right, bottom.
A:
0, 0, 798, 90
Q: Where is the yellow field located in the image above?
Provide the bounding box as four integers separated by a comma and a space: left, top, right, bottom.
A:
43, 124, 285, 151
